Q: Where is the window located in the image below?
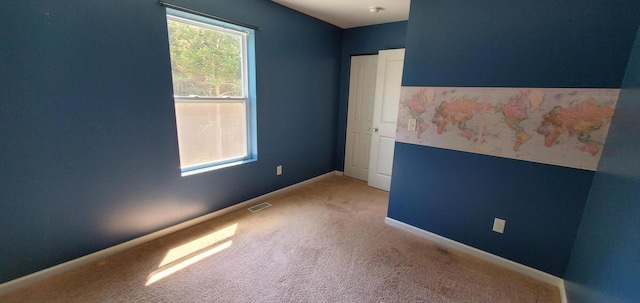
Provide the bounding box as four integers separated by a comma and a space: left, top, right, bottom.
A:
165, 9, 256, 175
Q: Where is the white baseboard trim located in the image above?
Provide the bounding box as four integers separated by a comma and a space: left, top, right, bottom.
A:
0, 171, 337, 296
334, 171, 344, 176
559, 280, 567, 303
385, 217, 568, 303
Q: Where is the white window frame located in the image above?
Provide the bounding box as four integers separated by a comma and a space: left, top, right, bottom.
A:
166, 9, 256, 176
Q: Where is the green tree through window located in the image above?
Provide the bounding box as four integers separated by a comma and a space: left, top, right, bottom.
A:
167, 20, 243, 97
166, 11, 254, 175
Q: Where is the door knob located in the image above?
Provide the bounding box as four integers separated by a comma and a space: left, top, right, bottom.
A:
373, 128, 379, 132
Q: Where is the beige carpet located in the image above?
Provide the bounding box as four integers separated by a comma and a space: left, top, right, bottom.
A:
1, 176, 560, 302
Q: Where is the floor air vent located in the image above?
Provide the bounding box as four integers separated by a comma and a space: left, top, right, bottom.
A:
248, 202, 271, 213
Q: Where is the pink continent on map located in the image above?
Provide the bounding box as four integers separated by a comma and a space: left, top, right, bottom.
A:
407, 90, 427, 113
497, 90, 531, 151
432, 96, 487, 138
406, 89, 429, 137
501, 90, 529, 121
537, 100, 614, 155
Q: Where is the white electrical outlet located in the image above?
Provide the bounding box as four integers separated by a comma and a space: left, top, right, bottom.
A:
493, 218, 506, 234
276, 165, 282, 175
408, 118, 417, 131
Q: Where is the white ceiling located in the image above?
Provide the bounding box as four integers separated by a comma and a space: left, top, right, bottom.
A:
272, 0, 410, 29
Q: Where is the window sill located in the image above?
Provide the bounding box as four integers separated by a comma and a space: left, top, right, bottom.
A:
180, 158, 257, 177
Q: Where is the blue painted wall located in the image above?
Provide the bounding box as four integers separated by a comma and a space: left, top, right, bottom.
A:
336, 22, 407, 171
389, 0, 640, 277
0, 0, 341, 283
564, 26, 640, 303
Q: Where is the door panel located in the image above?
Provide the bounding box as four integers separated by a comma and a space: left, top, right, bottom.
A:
381, 60, 403, 123
376, 137, 396, 176
344, 55, 378, 181
368, 49, 405, 191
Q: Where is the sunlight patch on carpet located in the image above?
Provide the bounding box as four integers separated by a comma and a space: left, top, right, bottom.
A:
160, 223, 238, 266
146, 223, 238, 286
146, 240, 233, 286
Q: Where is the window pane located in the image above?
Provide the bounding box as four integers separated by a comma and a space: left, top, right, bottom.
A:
174, 102, 247, 167
167, 19, 243, 98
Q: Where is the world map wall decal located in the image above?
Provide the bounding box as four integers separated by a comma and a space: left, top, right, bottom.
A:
396, 87, 620, 171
